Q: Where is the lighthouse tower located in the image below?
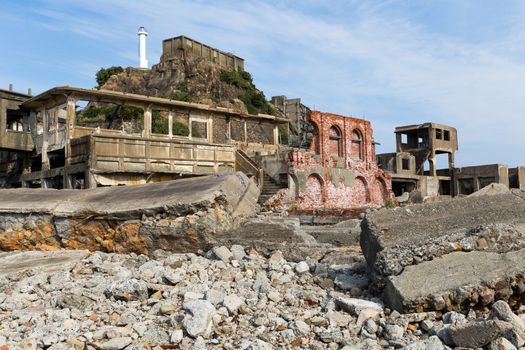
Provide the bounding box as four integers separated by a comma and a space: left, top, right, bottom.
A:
138, 26, 148, 69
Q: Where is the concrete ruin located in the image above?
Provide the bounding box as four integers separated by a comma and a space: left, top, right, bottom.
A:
284, 111, 395, 211
377, 123, 458, 198
0, 86, 287, 189
377, 122, 525, 199
161, 35, 245, 71
0, 172, 259, 254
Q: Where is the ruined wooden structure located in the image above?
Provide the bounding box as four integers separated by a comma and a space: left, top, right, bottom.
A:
0, 86, 287, 189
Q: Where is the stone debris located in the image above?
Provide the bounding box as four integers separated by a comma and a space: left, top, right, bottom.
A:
4, 231, 525, 349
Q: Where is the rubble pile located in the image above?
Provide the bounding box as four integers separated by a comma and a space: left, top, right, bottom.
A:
1, 247, 525, 350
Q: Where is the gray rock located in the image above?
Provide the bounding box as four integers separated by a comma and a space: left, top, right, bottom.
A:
442, 311, 466, 324
99, 337, 133, 350
426, 335, 444, 350
247, 339, 273, 350
170, 329, 184, 344
295, 261, 310, 274
383, 324, 404, 339
293, 319, 310, 335
448, 320, 513, 348
230, 245, 246, 261
223, 294, 243, 314
212, 246, 233, 263
335, 296, 383, 316
191, 336, 207, 350
104, 279, 148, 301
488, 337, 517, 350
334, 274, 369, 291
182, 299, 216, 338
489, 300, 525, 333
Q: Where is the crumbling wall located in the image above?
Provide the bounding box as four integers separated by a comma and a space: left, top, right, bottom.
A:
283, 111, 394, 211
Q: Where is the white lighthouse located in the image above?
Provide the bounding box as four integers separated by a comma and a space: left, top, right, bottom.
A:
138, 26, 148, 69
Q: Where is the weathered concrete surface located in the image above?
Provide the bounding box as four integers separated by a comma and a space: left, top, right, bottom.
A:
0, 172, 259, 254
361, 193, 525, 277
214, 217, 333, 262
384, 249, 525, 312
0, 249, 89, 276
361, 191, 525, 312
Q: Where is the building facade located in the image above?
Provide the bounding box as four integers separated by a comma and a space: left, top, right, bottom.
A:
0, 86, 287, 189
286, 111, 394, 210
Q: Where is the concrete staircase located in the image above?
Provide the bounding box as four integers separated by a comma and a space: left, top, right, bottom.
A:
258, 173, 287, 205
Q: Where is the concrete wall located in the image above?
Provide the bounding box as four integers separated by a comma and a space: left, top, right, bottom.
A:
162, 36, 244, 71
454, 164, 509, 195
509, 166, 525, 190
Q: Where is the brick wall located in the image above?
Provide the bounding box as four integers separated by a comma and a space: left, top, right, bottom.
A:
287, 111, 394, 210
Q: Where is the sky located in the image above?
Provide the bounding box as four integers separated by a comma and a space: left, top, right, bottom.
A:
1, 0, 524, 167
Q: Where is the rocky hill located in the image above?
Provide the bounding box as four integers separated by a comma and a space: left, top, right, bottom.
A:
99, 53, 280, 117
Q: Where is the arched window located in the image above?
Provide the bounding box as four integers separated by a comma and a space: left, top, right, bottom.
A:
328, 126, 342, 157
351, 129, 363, 160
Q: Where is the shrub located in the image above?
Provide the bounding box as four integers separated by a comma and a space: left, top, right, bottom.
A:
96, 66, 124, 88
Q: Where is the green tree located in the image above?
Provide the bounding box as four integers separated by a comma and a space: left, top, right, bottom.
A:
96, 66, 124, 88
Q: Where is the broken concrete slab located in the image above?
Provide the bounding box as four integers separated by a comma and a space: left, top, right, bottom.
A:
384, 249, 525, 313
213, 217, 335, 261
0, 173, 259, 254
0, 249, 89, 276
361, 193, 525, 277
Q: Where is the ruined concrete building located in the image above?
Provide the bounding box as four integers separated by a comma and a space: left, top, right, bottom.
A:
0, 86, 287, 189
284, 111, 395, 211
161, 36, 244, 71
377, 122, 524, 198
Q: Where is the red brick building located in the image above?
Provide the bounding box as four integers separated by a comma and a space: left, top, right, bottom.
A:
287, 111, 394, 210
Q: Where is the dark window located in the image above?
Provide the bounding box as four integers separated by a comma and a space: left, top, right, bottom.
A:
444, 130, 450, 141
402, 158, 410, 170
328, 126, 342, 157
436, 129, 443, 139
351, 129, 363, 160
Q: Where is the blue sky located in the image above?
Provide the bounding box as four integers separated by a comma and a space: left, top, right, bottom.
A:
1, 0, 525, 167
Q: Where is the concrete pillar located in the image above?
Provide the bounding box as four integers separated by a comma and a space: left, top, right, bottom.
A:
168, 111, 173, 137
42, 106, 50, 171
29, 110, 37, 134
244, 121, 248, 144
429, 150, 436, 177
0, 98, 6, 137
207, 114, 213, 143
66, 97, 77, 138
63, 173, 73, 189
188, 112, 193, 140
227, 118, 231, 141
273, 124, 279, 145
143, 105, 152, 138
448, 152, 455, 170
85, 170, 97, 189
